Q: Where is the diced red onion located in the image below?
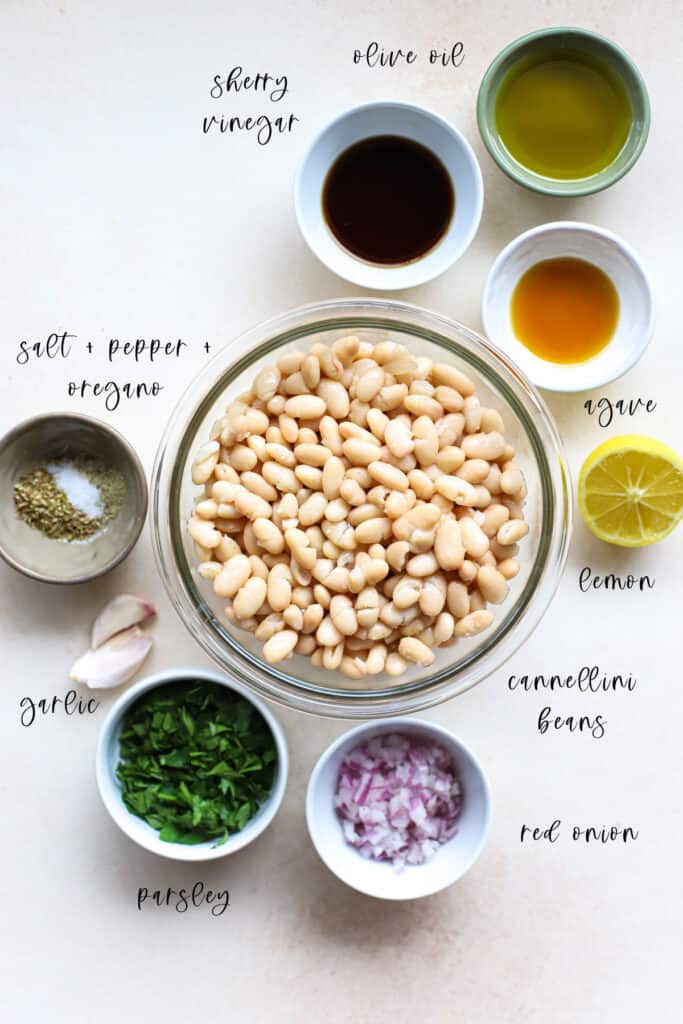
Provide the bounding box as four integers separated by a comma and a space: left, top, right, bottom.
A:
334, 733, 462, 868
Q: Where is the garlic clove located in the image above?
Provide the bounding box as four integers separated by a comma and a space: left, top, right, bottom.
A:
91, 594, 156, 649
70, 626, 153, 689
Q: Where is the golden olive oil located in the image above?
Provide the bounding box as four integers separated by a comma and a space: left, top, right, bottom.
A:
496, 50, 632, 179
511, 257, 619, 364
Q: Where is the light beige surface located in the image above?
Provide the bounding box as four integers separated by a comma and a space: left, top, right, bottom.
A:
1, 1, 682, 1021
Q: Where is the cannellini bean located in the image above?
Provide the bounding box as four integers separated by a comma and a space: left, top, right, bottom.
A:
318, 348, 343, 381
329, 595, 358, 636
234, 489, 272, 520
294, 443, 331, 467
407, 468, 434, 499
322, 455, 345, 499
434, 612, 455, 644
393, 576, 422, 609
255, 614, 286, 641
498, 557, 520, 580
233, 577, 267, 619
434, 518, 465, 571
436, 445, 466, 473
323, 642, 344, 670
195, 499, 219, 520
284, 395, 326, 419
253, 517, 285, 554
263, 630, 298, 663
296, 634, 317, 655
458, 559, 478, 584
355, 366, 385, 402
457, 458, 490, 484
399, 636, 435, 666
365, 644, 387, 675
481, 408, 505, 433
215, 535, 241, 562
501, 466, 524, 495
386, 540, 410, 572
367, 461, 409, 491
264, 442, 296, 468
191, 441, 220, 484
385, 652, 408, 676
332, 335, 360, 364
248, 554, 269, 580
431, 363, 475, 396
497, 519, 529, 545
316, 616, 343, 647
283, 604, 304, 630
385, 417, 414, 457
482, 503, 510, 537
197, 561, 222, 581
354, 517, 391, 545
324, 497, 350, 523
318, 380, 349, 419
267, 564, 292, 611
298, 492, 328, 526
406, 552, 438, 577
342, 438, 381, 466
454, 610, 494, 637
435, 475, 478, 506
301, 353, 321, 389
447, 581, 470, 619
434, 385, 465, 412
188, 517, 222, 549
302, 604, 324, 633
255, 365, 281, 401
463, 396, 481, 433
461, 431, 506, 461
477, 566, 509, 605
420, 576, 447, 617
295, 464, 323, 490
340, 655, 366, 679
366, 407, 389, 440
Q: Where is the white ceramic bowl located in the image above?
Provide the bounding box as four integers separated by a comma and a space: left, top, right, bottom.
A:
306, 718, 492, 900
481, 222, 654, 392
96, 667, 288, 861
295, 101, 484, 290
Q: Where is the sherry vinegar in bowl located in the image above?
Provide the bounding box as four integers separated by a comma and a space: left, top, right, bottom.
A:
295, 101, 483, 290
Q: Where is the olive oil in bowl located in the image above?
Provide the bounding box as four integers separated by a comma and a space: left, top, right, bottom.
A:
495, 49, 632, 180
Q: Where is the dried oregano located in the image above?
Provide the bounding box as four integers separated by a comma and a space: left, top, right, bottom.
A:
13, 457, 126, 541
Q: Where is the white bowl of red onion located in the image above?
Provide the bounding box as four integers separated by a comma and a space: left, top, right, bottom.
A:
306, 718, 492, 900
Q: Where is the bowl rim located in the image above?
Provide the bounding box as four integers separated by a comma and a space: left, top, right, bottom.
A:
476, 26, 651, 197
294, 99, 484, 289
0, 411, 148, 584
481, 220, 655, 392
151, 297, 573, 719
95, 665, 289, 861
305, 716, 493, 900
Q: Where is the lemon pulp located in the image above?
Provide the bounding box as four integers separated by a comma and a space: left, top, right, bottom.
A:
578, 436, 683, 547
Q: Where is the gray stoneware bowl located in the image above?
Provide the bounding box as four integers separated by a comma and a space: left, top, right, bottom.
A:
0, 412, 147, 583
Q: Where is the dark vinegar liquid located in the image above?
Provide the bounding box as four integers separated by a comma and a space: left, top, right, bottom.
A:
322, 135, 455, 265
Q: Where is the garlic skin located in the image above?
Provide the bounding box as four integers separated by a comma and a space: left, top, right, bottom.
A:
70, 626, 153, 689
91, 595, 156, 649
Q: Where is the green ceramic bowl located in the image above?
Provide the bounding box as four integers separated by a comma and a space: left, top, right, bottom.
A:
477, 28, 650, 196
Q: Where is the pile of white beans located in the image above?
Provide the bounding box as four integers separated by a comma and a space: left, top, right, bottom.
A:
188, 336, 528, 680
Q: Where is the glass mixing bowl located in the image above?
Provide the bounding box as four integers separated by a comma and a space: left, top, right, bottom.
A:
152, 299, 572, 718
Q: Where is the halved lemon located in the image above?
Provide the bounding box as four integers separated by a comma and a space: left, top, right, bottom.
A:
578, 435, 683, 547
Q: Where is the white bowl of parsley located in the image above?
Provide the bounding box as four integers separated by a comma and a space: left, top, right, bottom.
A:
96, 668, 288, 860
